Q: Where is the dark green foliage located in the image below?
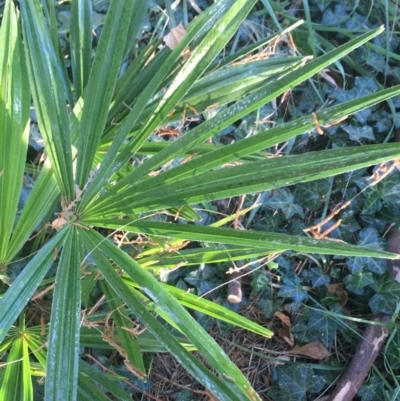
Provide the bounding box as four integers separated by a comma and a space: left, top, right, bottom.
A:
1, 0, 400, 400
268, 364, 325, 401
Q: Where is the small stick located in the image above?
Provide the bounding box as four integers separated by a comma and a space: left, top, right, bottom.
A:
327, 314, 391, 401
227, 271, 242, 304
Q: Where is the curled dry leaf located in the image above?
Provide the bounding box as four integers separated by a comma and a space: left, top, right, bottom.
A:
271, 355, 291, 367
275, 311, 294, 346
163, 22, 191, 59
318, 68, 341, 88
74, 184, 83, 202
163, 22, 186, 50
51, 216, 68, 231
288, 342, 331, 360
275, 311, 291, 328
328, 283, 348, 307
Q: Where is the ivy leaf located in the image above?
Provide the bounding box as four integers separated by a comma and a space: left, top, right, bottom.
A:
382, 182, 400, 205
291, 305, 341, 347
307, 307, 340, 347
371, 110, 392, 133
296, 180, 330, 212
321, 4, 348, 25
342, 123, 375, 141
385, 330, 400, 370
330, 77, 377, 103
269, 364, 325, 401
365, 51, 386, 73
329, 77, 377, 128
369, 273, 400, 314
278, 275, 308, 302
251, 272, 269, 294
265, 188, 304, 219
296, 183, 322, 212
351, 77, 378, 97
379, 171, 400, 206
343, 272, 374, 295
358, 374, 386, 401
353, 108, 372, 124
361, 185, 383, 214
258, 297, 283, 319
339, 211, 361, 237
291, 322, 316, 344
346, 228, 386, 275
358, 170, 400, 213
257, 285, 283, 318
310, 267, 330, 288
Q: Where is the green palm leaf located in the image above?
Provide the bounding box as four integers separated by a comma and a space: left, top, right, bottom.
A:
0, 0, 30, 261
1, 1, 400, 399
20, 0, 75, 198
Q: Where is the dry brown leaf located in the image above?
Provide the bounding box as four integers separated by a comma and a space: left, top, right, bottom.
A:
318, 68, 340, 88
271, 355, 291, 366
275, 311, 292, 328
51, 216, 68, 231
278, 322, 294, 346
275, 311, 294, 346
74, 184, 83, 202
289, 342, 331, 360
328, 283, 348, 307
278, 325, 291, 338
163, 22, 187, 50
162, 22, 191, 59
282, 333, 295, 347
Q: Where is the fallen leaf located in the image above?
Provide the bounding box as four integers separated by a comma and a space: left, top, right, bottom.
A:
51, 216, 67, 231
288, 342, 331, 360
282, 332, 295, 347
278, 325, 291, 338
318, 68, 340, 88
271, 355, 291, 366
163, 22, 187, 50
275, 311, 294, 346
328, 283, 348, 307
275, 311, 292, 328
75, 184, 83, 201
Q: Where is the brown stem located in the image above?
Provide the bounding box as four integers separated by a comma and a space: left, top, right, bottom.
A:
327, 314, 391, 401
327, 124, 400, 400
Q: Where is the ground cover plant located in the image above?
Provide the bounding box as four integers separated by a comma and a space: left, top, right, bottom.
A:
1, 0, 400, 400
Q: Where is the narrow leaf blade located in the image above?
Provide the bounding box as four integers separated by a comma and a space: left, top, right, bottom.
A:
20, 0, 74, 197
0, 229, 68, 342
79, 227, 256, 401
0, 0, 30, 261
75, 0, 136, 187
82, 219, 400, 259
70, 0, 93, 100
45, 227, 81, 401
